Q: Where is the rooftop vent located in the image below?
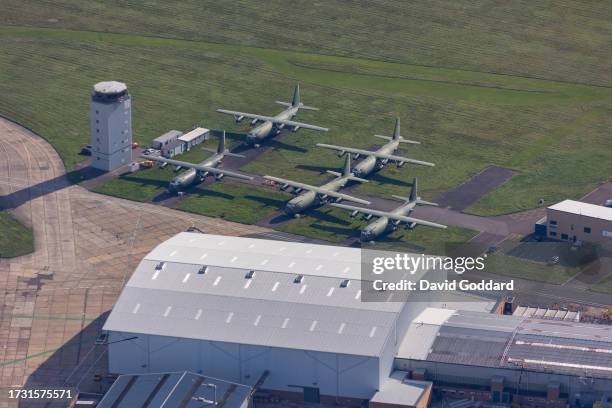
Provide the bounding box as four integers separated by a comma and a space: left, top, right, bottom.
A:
294, 274, 304, 284
198, 265, 209, 275
245, 270, 255, 279
340, 279, 350, 288
155, 262, 165, 271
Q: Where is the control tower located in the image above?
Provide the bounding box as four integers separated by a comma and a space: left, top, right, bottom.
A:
90, 81, 132, 171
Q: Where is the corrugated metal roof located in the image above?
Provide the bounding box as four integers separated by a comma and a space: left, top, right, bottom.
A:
98, 371, 251, 408
370, 371, 431, 406
398, 308, 612, 379
154, 130, 183, 143
548, 199, 612, 222
178, 127, 209, 143
103, 233, 404, 356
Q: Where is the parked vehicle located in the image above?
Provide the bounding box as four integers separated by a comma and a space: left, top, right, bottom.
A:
80, 144, 93, 155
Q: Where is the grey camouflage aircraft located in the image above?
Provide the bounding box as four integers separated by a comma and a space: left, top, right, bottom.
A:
140, 132, 252, 193
331, 178, 446, 242
317, 118, 434, 178
216, 84, 328, 146
264, 155, 370, 216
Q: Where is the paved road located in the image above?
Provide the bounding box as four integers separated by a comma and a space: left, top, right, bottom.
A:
435, 165, 516, 211
0, 117, 271, 406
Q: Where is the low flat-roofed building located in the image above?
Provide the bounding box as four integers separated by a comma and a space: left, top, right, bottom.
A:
97, 371, 251, 408
152, 129, 183, 151
546, 199, 612, 244
178, 127, 210, 150
396, 308, 612, 406
370, 371, 432, 408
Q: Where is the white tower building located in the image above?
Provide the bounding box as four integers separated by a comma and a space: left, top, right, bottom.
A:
90, 81, 132, 171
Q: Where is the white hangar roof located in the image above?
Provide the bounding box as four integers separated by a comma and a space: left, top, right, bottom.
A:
103, 233, 405, 357
548, 199, 612, 222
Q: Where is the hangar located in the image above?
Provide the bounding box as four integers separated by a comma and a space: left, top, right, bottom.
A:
103, 233, 434, 405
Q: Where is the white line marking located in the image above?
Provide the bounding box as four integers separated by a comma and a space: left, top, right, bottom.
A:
338, 323, 346, 334
261, 259, 269, 266
327, 287, 334, 297
152, 271, 160, 280
163, 306, 172, 317
369, 326, 377, 338
230, 256, 238, 263
200, 253, 208, 260
355, 290, 361, 300
272, 282, 280, 292
288, 262, 295, 268
244, 280, 252, 289
254, 315, 261, 326
309, 320, 318, 331
299, 285, 307, 294
316, 264, 323, 271
194, 309, 202, 320
169, 250, 177, 256
282, 318, 290, 329
182, 273, 191, 283
343, 267, 350, 274
226, 312, 234, 323
213, 276, 221, 286
132, 303, 140, 314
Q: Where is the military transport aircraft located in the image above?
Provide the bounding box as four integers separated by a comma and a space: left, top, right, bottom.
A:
216, 84, 328, 146
140, 132, 252, 193
264, 155, 370, 216
330, 178, 447, 242
316, 118, 434, 177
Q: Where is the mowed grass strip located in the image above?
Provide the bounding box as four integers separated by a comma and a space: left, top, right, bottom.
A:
0, 211, 34, 258
92, 166, 174, 202
0, 27, 610, 218
176, 182, 290, 225
277, 205, 478, 252
2, 0, 610, 86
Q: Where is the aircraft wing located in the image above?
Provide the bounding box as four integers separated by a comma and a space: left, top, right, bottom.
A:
316, 144, 435, 167
140, 155, 253, 181
216, 109, 328, 132
330, 203, 447, 229
263, 176, 370, 205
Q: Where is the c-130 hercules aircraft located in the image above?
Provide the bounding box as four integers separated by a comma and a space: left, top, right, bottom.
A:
140, 131, 252, 193
264, 155, 370, 216
331, 178, 447, 242
216, 84, 328, 146
317, 118, 434, 178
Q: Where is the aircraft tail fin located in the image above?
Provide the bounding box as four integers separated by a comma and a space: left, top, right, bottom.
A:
275, 84, 319, 110
392, 178, 438, 206
393, 117, 401, 140
203, 131, 244, 158
292, 83, 301, 107
409, 177, 417, 201
218, 131, 226, 153
343, 154, 352, 177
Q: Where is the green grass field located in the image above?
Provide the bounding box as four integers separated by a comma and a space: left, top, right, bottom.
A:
278, 205, 478, 252
0, 211, 34, 258
176, 182, 290, 225
0, 1, 610, 229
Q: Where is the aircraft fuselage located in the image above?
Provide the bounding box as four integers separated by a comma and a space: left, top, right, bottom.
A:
168, 154, 224, 193
353, 140, 400, 177
360, 200, 417, 241
284, 176, 350, 215
247, 106, 299, 145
